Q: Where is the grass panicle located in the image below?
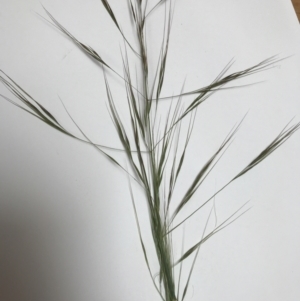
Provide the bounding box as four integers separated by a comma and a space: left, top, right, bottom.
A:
0, 2, 299, 301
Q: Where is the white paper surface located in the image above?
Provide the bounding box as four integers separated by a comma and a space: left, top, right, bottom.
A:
1, 1, 300, 300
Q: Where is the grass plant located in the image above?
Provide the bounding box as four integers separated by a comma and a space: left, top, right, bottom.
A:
0, 1, 299, 301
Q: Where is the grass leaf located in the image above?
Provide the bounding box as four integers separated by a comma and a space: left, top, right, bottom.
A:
168, 121, 300, 234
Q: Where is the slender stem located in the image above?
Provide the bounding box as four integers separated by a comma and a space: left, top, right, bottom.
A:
135, 2, 177, 300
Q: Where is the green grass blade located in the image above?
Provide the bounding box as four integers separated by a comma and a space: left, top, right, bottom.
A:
146, 0, 169, 19
58, 95, 139, 182
42, 6, 111, 68
175, 200, 251, 265
100, 0, 140, 56
233, 120, 300, 180
171, 117, 245, 220
127, 174, 166, 301
168, 121, 300, 234
157, 55, 282, 101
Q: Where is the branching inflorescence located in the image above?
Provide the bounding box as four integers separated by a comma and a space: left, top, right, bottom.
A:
0, 1, 299, 301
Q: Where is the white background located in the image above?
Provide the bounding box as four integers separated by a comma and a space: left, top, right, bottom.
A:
1, 1, 300, 300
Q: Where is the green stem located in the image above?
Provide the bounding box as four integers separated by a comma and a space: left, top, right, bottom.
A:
136, 5, 177, 300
